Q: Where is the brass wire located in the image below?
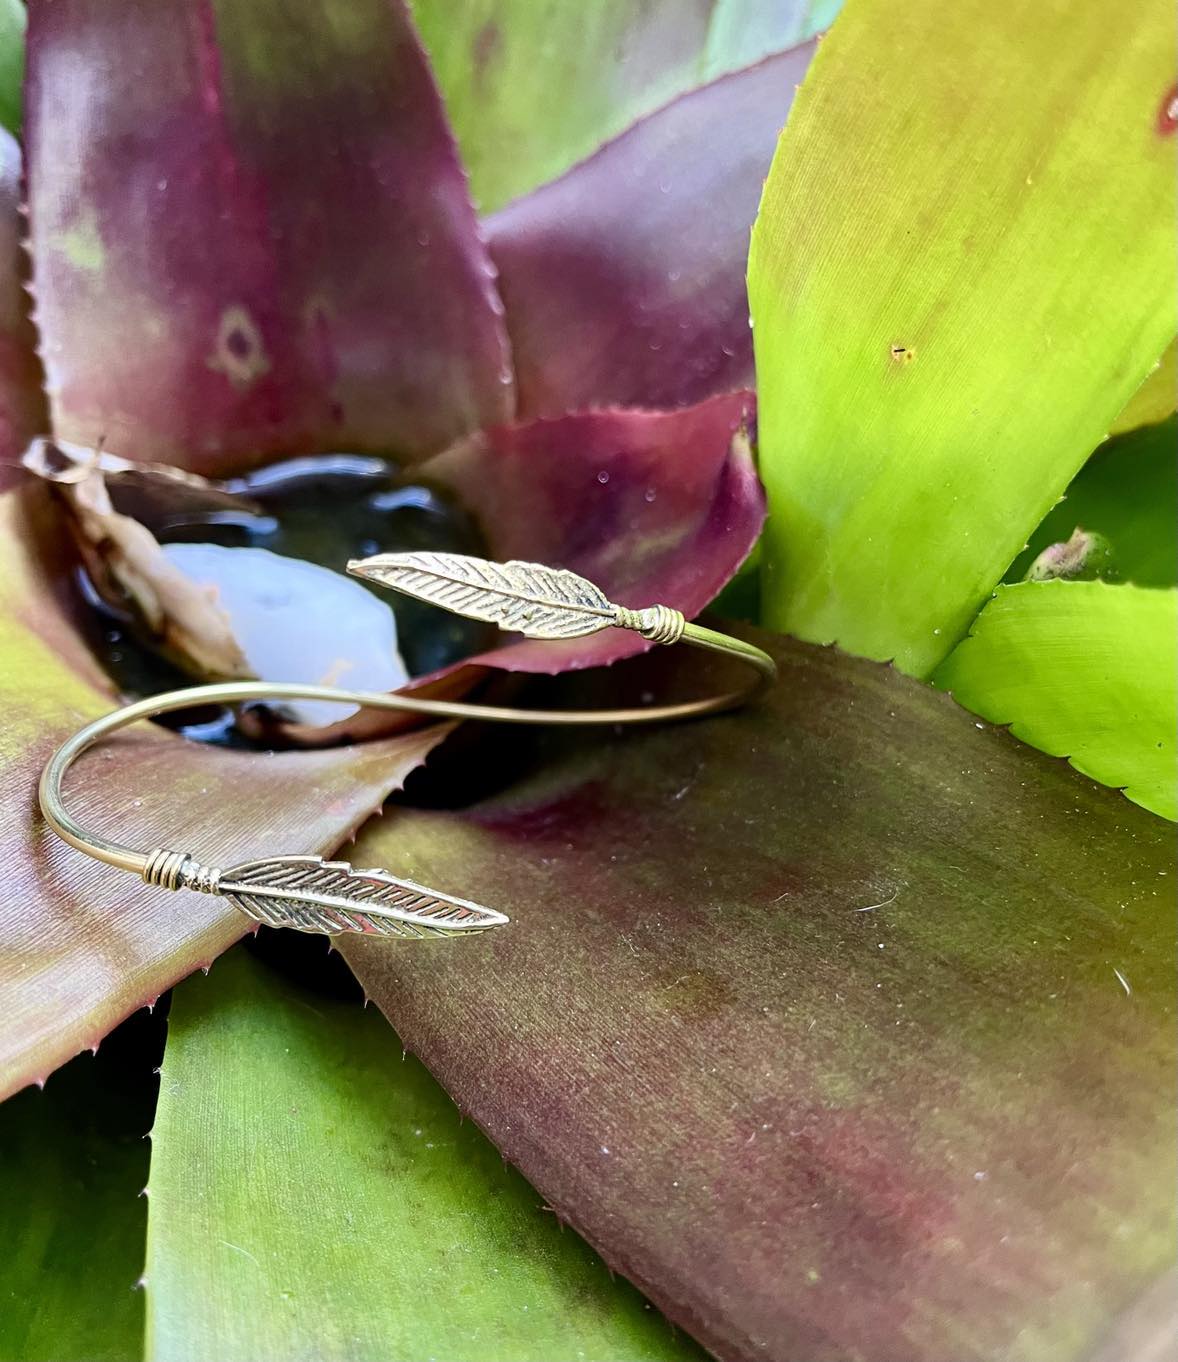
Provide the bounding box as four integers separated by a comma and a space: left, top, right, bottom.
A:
39, 619, 776, 881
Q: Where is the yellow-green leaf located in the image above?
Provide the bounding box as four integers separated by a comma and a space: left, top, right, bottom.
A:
935, 580, 1178, 819
1007, 417, 1177, 588
1109, 339, 1176, 439
413, 0, 827, 212
145, 948, 702, 1362
749, 0, 1177, 676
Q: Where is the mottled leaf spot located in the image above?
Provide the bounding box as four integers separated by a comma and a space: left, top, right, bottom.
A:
656, 966, 735, 1020
472, 20, 501, 80
57, 207, 106, 273
890, 343, 916, 365
1157, 84, 1178, 135
207, 305, 271, 389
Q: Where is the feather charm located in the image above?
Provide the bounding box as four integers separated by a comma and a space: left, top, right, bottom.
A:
348, 551, 618, 640
213, 854, 508, 937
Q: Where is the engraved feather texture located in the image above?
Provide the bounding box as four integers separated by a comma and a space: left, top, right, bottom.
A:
347, 551, 618, 640
217, 855, 508, 937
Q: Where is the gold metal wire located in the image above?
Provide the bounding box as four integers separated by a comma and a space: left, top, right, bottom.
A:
38, 549, 776, 935
38, 618, 774, 880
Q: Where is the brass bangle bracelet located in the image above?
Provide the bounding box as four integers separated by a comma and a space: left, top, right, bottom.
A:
38, 552, 775, 939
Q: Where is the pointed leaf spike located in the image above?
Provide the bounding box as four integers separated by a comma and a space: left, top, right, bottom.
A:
349, 552, 619, 640
217, 855, 508, 938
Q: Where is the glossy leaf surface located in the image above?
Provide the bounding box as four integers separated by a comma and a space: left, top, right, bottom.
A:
413, 0, 826, 212
25, 0, 513, 474
146, 948, 703, 1362
345, 630, 1177, 1362
749, 0, 1177, 675
936, 580, 1177, 820
0, 487, 448, 1098
488, 45, 814, 418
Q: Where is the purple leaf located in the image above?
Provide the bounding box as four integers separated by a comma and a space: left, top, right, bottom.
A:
420, 391, 764, 673
269, 391, 763, 749
0, 487, 451, 1098
487, 45, 814, 418
24, 0, 514, 476
0, 130, 48, 488
414, 0, 821, 213
344, 632, 1176, 1361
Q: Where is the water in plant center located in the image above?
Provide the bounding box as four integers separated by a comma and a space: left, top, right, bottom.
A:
77, 454, 493, 744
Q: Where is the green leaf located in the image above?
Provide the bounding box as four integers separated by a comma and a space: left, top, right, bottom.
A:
0, 1025, 152, 1362
935, 579, 1177, 820
1109, 338, 1176, 438
145, 947, 703, 1362
699, 1, 838, 80
1007, 417, 1177, 587
343, 629, 1177, 1361
711, 542, 762, 623
748, 0, 1177, 677
0, 0, 24, 135
411, 0, 829, 212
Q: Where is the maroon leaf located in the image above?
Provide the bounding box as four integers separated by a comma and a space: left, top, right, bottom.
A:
260, 392, 763, 749
19, 387, 764, 755
486, 46, 814, 418
24, 0, 514, 476
0, 129, 48, 490
421, 391, 764, 674
0, 486, 450, 1098
344, 631, 1176, 1362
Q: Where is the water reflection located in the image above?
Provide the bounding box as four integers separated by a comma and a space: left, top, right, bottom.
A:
79, 453, 492, 745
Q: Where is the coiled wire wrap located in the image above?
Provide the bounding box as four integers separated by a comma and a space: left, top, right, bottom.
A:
614, 604, 686, 646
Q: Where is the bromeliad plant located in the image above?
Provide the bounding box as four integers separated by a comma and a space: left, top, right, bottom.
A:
1, 0, 812, 1089
1, 1, 1175, 1361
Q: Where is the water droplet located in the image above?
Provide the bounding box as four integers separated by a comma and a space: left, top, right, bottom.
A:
597, 470, 610, 485
416, 228, 431, 246
643, 487, 657, 503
